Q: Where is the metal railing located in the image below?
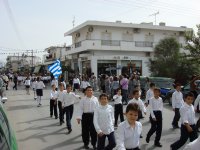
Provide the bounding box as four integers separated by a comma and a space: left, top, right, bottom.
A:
75, 42, 81, 48
101, 40, 120, 46
135, 41, 153, 47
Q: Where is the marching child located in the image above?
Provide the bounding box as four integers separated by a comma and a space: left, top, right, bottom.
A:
171, 83, 184, 129
113, 88, 124, 127
145, 83, 155, 106
128, 90, 147, 121
50, 84, 58, 119
35, 77, 45, 107
146, 88, 163, 147
170, 92, 198, 150
58, 83, 66, 125
77, 86, 99, 150
32, 78, 37, 100
62, 84, 80, 134
93, 93, 116, 150
116, 103, 142, 150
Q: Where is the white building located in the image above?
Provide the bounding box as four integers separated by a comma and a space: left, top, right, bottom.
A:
64, 20, 191, 77
6, 55, 41, 72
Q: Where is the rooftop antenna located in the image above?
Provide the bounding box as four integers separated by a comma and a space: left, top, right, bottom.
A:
149, 11, 159, 25
72, 16, 75, 28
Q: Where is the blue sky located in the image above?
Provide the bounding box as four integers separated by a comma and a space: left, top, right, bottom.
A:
0, 0, 199, 62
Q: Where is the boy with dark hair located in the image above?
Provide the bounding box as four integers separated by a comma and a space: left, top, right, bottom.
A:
77, 86, 99, 149
93, 93, 116, 150
172, 83, 184, 129
171, 92, 198, 150
145, 83, 155, 106
50, 84, 58, 119
146, 88, 163, 147
128, 90, 146, 121
116, 103, 142, 150
62, 84, 80, 134
113, 88, 124, 127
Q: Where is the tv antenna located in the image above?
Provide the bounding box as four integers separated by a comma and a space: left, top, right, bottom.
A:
149, 11, 159, 25
72, 16, 75, 28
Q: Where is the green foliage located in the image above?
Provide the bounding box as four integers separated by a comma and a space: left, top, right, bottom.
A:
149, 37, 199, 84
185, 24, 200, 63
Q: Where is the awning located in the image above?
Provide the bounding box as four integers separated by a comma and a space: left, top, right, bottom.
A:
33, 66, 41, 73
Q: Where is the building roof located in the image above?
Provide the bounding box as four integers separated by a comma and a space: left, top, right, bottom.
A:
64, 20, 192, 36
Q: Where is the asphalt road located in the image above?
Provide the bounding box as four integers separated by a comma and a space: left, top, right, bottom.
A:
3, 84, 200, 150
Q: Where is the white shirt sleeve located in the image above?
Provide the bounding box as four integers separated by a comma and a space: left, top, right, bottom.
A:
180, 107, 188, 124
93, 109, 102, 134
139, 100, 147, 113
194, 95, 200, 110
149, 99, 155, 119
77, 99, 84, 120
172, 92, 176, 109
116, 125, 126, 150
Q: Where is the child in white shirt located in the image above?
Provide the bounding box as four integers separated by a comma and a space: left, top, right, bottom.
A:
93, 93, 116, 150
50, 84, 58, 119
113, 88, 124, 127
116, 103, 142, 150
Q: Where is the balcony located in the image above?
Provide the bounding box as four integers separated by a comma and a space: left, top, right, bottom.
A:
66, 39, 154, 54
101, 40, 120, 46
135, 41, 153, 47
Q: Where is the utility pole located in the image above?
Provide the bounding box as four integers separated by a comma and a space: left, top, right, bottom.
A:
72, 16, 75, 28
149, 11, 159, 25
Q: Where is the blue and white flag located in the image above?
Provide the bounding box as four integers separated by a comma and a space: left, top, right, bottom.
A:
48, 60, 62, 79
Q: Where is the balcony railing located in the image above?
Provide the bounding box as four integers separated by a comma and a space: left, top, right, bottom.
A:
75, 42, 81, 48
135, 41, 153, 47
101, 40, 120, 46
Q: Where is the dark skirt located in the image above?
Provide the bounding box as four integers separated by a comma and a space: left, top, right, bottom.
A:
36, 89, 43, 96
26, 85, 30, 88
74, 83, 79, 89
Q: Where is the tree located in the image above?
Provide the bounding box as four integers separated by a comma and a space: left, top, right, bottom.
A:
185, 24, 200, 63
149, 37, 199, 84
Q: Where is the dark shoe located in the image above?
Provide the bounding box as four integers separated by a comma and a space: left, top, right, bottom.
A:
155, 143, 162, 147
60, 122, 62, 126
92, 145, 97, 150
68, 129, 72, 134
146, 136, 150, 143
140, 135, 143, 138
50, 115, 52, 118
62, 120, 65, 123
84, 145, 89, 149
55, 117, 58, 119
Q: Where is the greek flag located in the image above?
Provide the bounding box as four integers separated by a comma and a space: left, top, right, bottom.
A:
48, 60, 62, 79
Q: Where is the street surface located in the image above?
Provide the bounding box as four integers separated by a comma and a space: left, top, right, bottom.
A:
3, 83, 200, 150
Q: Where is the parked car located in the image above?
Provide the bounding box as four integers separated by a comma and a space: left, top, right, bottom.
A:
0, 102, 18, 150
165, 80, 200, 105
140, 76, 175, 100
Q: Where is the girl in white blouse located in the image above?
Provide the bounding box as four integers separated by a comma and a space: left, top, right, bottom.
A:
35, 77, 45, 107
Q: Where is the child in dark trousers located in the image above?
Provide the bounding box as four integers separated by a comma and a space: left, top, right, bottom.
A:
50, 84, 58, 119
113, 88, 124, 127
58, 83, 65, 125
116, 103, 142, 150
77, 86, 99, 150
62, 84, 80, 134
93, 93, 116, 150
146, 88, 163, 147
170, 92, 198, 150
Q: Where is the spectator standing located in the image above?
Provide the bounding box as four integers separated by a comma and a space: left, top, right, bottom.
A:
35, 77, 45, 107
120, 74, 129, 105
13, 73, 18, 90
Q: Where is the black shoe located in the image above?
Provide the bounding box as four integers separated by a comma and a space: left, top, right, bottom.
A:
84, 145, 89, 149
92, 145, 97, 150
154, 143, 162, 147
140, 135, 143, 138
68, 129, 72, 134
62, 120, 65, 123
60, 122, 62, 126
50, 115, 52, 118
55, 117, 58, 119
146, 137, 150, 143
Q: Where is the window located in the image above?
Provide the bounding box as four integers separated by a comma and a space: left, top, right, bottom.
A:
0, 128, 9, 150
0, 109, 10, 150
